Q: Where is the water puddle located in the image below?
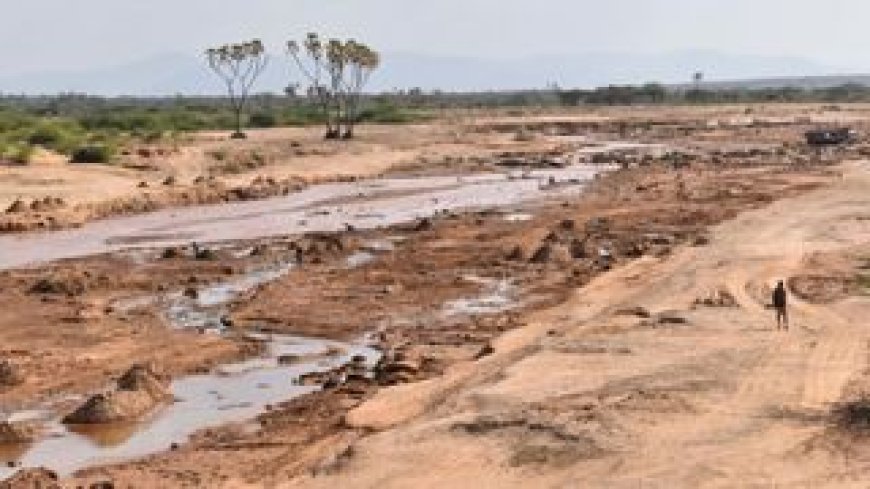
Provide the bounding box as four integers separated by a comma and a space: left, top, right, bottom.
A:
0, 335, 378, 479
443, 276, 517, 316
0, 165, 609, 270
503, 212, 534, 222
0, 261, 380, 479
346, 251, 377, 269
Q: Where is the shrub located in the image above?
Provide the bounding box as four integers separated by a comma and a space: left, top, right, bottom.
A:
71, 144, 115, 164
1, 143, 34, 165
249, 112, 277, 128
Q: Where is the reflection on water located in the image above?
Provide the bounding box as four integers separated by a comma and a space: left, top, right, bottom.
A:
0, 335, 379, 479
1, 257, 379, 480
68, 422, 143, 448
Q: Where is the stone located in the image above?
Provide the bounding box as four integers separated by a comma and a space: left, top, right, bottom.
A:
62, 391, 157, 425
0, 359, 23, 387
0, 419, 41, 444
506, 245, 525, 261
529, 244, 552, 264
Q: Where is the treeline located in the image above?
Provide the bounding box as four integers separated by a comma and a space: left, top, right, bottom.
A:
385, 82, 870, 108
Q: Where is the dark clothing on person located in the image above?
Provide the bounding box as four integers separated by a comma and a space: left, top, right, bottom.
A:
772, 286, 787, 309
772, 283, 788, 330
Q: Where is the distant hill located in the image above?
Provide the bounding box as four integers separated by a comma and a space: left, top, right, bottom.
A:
0, 49, 844, 96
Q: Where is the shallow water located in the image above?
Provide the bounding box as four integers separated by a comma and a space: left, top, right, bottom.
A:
443, 276, 517, 316
0, 166, 608, 270
0, 263, 379, 479
0, 334, 379, 479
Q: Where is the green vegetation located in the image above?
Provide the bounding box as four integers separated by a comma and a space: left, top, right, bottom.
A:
0, 95, 427, 164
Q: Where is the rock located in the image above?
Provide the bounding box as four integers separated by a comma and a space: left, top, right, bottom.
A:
413, 218, 433, 232
383, 360, 420, 375
161, 247, 181, 259
506, 245, 525, 261
0, 467, 59, 488
475, 344, 495, 359
90, 480, 115, 489
5, 199, 27, 214
162, 176, 177, 186
692, 235, 710, 246
694, 289, 738, 308
63, 364, 170, 424
116, 364, 170, 400
643, 233, 674, 246
249, 244, 268, 256
559, 219, 575, 230
0, 359, 23, 387
529, 244, 552, 264
614, 306, 651, 318
569, 239, 587, 259
183, 287, 198, 299
585, 217, 611, 233
656, 311, 689, 325
29, 277, 85, 296
0, 419, 40, 444
351, 355, 367, 364
62, 391, 158, 425
192, 243, 216, 261
277, 354, 303, 365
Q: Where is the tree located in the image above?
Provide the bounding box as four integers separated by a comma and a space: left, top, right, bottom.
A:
287, 33, 380, 139
556, 89, 584, 107
206, 40, 268, 139
340, 40, 380, 138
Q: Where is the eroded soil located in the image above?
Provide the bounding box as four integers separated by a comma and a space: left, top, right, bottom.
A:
4, 106, 870, 488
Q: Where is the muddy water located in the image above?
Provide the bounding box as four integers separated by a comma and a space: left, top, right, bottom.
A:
0, 165, 607, 270
0, 265, 380, 479
0, 335, 378, 479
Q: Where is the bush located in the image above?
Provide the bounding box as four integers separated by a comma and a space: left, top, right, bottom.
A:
71, 144, 115, 164
27, 125, 66, 146
249, 112, 278, 128
1, 143, 34, 164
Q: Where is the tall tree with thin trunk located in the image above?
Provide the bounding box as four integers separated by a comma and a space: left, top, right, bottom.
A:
206, 40, 268, 139
340, 40, 380, 139
287, 33, 380, 139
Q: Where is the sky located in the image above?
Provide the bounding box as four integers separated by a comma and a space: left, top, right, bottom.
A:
1, 1, 869, 86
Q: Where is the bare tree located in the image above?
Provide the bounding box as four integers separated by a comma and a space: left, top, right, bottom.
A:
287, 33, 380, 139
206, 40, 268, 139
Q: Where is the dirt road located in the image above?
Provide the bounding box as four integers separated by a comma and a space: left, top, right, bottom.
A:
286, 161, 870, 488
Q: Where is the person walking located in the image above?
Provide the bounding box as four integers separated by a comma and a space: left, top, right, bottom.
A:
772, 280, 788, 331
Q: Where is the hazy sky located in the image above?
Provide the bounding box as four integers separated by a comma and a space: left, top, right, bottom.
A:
3, 0, 869, 74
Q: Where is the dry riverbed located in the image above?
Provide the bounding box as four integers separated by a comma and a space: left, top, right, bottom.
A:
1, 106, 868, 487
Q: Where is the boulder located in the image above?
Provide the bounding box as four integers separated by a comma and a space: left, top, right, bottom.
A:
529, 244, 552, 264
62, 390, 157, 425
506, 245, 525, 261
413, 218, 433, 232
569, 239, 587, 259
116, 364, 171, 400
5, 199, 27, 214
0, 419, 41, 444
63, 364, 170, 425
0, 360, 23, 387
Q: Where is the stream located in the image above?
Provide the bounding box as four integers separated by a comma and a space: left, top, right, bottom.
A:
0, 154, 629, 478
0, 165, 609, 270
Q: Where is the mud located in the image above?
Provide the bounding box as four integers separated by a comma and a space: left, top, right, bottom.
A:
0, 106, 862, 487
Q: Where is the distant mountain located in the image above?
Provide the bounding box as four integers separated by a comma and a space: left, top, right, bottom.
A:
0, 50, 845, 96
